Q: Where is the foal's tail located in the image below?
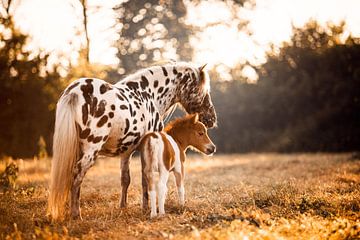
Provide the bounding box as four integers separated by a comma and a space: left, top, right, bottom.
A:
48, 93, 79, 221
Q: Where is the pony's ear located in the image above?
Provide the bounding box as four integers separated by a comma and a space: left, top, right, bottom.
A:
199, 64, 207, 72
192, 113, 199, 123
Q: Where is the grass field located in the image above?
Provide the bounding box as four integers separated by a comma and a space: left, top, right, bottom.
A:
1, 153, 359, 239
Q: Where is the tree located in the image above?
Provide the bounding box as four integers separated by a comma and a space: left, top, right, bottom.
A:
0, 16, 63, 157
209, 21, 360, 152
113, 0, 193, 76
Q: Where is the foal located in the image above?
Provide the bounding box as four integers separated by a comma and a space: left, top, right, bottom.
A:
139, 114, 216, 218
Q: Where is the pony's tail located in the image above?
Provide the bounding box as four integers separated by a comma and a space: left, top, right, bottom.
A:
48, 93, 79, 221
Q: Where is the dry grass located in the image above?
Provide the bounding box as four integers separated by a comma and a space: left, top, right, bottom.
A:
1, 153, 359, 239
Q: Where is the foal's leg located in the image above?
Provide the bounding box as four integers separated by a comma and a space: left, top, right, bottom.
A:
146, 171, 157, 218
71, 150, 98, 219
120, 154, 132, 208
158, 170, 170, 216
174, 171, 185, 206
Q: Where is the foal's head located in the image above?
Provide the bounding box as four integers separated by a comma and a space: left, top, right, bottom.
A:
165, 114, 216, 155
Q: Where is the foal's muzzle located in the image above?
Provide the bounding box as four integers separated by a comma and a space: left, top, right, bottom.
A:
205, 144, 216, 155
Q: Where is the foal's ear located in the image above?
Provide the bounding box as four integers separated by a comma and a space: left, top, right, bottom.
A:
192, 113, 199, 123
199, 64, 207, 72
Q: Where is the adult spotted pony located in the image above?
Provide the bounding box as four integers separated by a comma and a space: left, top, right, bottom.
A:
47, 62, 217, 220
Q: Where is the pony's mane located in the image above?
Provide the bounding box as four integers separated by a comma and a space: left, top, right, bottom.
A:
121, 62, 210, 93
164, 114, 196, 133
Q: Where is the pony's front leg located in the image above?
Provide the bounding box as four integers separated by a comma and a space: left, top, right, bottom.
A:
71, 153, 97, 219
158, 170, 169, 216
174, 171, 185, 206
120, 154, 132, 208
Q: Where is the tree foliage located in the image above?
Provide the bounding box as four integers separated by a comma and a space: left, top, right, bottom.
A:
113, 0, 192, 76
210, 21, 360, 152
0, 17, 63, 157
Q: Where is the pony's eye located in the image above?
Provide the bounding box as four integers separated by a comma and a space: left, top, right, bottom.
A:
198, 132, 204, 136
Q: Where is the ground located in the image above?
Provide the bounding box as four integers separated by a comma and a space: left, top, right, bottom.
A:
0, 153, 359, 239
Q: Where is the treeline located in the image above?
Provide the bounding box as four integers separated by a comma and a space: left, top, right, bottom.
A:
0, 18, 63, 158
210, 22, 360, 152
1, 2, 359, 157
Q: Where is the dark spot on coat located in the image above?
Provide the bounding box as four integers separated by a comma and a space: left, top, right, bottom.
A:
82, 104, 88, 125
153, 80, 158, 88
87, 134, 94, 142
103, 135, 108, 141
160, 88, 169, 99
93, 136, 102, 143
109, 112, 114, 118
65, 81, 80, 95
165, 78, 170, 85
141, 75, 149, 89
191, 72, 196, 81
80, 80, 94, 104
116, 93, 124, 101
158, 122, 164, 131
94, 100, 106, 118
149, 69, 154, 75
133, 119, 137, 124
158, 87, 164, 94
100, 83, 111, 94
162, 66, 168, 76
129, 104, 133, 117
108, 122, 112, 127
79, 128, 91, 139
89, 97, 98, 116
120, 105, 128, 110
150, 102, 155, 113
111, 104, 115, 110
127, 81, 138, 90
154, 112, 160, 131
97, 115, 108, 127
124, 119, 130, 134
173, 67, 178, 75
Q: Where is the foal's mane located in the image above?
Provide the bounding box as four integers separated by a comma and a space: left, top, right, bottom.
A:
164, 114, 197, 133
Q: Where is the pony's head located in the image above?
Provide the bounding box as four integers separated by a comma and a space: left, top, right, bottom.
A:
165, 114, 216, 155
176, 64, 217, 128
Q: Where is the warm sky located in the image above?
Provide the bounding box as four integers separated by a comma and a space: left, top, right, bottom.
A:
8, 0, 360, 79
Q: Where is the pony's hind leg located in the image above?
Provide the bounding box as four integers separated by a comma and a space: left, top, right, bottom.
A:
70, 147, 99, 219
120, 154, 132, 208
141, 155, 149, 211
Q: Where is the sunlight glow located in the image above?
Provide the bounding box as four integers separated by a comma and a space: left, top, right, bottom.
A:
10, 0, 360, 79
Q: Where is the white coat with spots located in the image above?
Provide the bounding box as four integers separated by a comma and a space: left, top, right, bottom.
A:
47, 62, 217, 220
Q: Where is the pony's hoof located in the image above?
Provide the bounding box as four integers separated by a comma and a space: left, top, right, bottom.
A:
71, 212, 83, 220
120, 201, 127, 208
